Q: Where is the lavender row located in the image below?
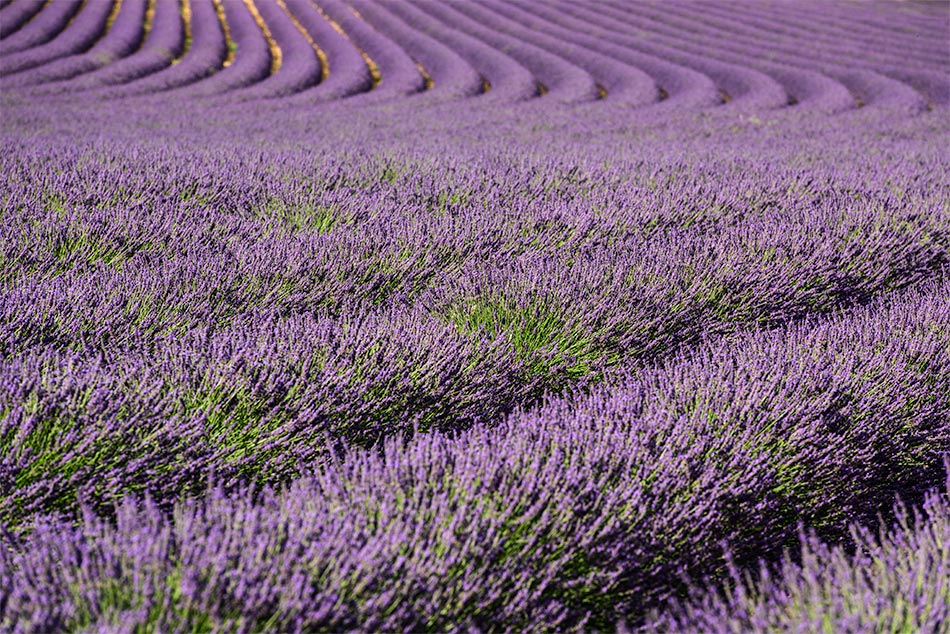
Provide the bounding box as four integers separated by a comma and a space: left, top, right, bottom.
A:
445, 0, 659, 106
859, 0, 948, 35
457, 0, 719, 110
645, 479, 950, 632
602, 0, 944, 109
0, 0, 81, 58
535, 0, 852, 114
0, 0, 116, 78
419, 0, 599, 104
669, 0, 948, 106
95, 0, 224, 99
3, 280, 948, 629
546, 0, 789, 110
376, 0, 538, 104
666, 0, 942, 68
0, 0, 44, 40
306, 0, 425, 102
275, 0, 373, 104
227, 0, 322, 100
603, 1, 867, 112
168, 0, 270, 98
2, 0, 145, 88
449, 0, 661, 106
716, 0, 948, 64
5, 136, 946, 309
31, 0, 184, 94
542, 1, 797, 111
347, 0, 483, 101
3, 144, 946, 349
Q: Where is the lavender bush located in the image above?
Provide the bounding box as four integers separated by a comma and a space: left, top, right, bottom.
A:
644, 476, 950, 633
1, 0, 948, 630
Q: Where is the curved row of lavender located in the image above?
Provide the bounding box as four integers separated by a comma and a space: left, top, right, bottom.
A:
1, 0, 949, 631
3, 0, 946, 109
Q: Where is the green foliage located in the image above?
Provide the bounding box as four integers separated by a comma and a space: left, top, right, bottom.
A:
261, 197, 341, 235
184, 382, 299, 483
444, 298, 599, 381
65, 570, 227, 633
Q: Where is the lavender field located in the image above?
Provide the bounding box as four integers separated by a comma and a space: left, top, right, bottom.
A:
1, 0, 949, 631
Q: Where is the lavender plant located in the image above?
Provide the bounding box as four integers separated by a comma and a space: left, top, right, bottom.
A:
644, 478, 950, 633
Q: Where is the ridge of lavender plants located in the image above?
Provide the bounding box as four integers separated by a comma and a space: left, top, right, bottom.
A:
1, 0, 948, 631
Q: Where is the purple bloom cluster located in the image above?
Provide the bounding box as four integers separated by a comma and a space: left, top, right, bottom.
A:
646, 476, 950, 632
1, 0, 948, 630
